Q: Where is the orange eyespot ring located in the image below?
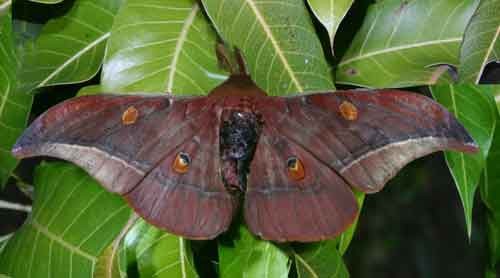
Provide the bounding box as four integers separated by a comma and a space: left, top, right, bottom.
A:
287, 157, 305, 181
122, 106, 139, 125
339, 101, 358, 121
173, 152, 190, 174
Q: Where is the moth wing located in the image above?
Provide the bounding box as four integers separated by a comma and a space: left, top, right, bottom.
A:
244, 123, 358, 242
258, 90, 477, 193
124, 106, 239, 239
14, 95, 172, 193
14, 94, 238, 239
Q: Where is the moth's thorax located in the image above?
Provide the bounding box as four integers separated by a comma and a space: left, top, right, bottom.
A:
219, 109, 262, 194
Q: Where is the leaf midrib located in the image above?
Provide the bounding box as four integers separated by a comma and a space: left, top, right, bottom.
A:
339, 37, 462, 65
294, 253, 319, 278
38, 33, 110, 87
244, 0, 303, 92
166, 4, 199, 92
31, 220, 97, 262
474, 26, 500, 83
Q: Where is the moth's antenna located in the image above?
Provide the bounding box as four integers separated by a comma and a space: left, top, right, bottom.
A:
233, 48, 248, 76
215, 42, 248, 76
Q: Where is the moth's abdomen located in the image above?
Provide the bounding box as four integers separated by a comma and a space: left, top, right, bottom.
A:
220, 109, 262, 193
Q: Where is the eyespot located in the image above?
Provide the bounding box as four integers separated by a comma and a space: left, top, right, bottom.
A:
339, 101, 358, 121
287, 157, 305, 181
122, 106, 139, 125
173, 152, 190, 174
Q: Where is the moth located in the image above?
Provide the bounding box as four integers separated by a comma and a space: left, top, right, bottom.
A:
12, 73, 478, 242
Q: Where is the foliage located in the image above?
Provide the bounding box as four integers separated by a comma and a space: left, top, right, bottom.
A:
0, 0, 498, 277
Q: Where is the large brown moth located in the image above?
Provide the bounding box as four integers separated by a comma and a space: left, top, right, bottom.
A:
12, 52, 478, 242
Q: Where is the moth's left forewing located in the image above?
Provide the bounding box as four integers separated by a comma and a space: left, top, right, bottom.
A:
12, 95, 172, 194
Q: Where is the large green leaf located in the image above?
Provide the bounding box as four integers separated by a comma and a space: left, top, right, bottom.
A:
337, 0, 479, 88
218, 225, 290, 278
18, 0, 123, 93
458, 0, 500, 83
123, 219, 198, 278
201, 0, 335, 95
102, 0, 226, 95
293, 240, 348, 278
430, 84, 496, 237
0, 234, 11, 254
0, 8, 33, 189
306, 0, 354, 54
0, 162, 131, 278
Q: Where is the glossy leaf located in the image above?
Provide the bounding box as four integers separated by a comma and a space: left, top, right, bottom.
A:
0, 9, 33, 188
102, 0, 226, 95
218, 225, 290, 278
481, 114, 500, 212
201, 0, 335, 95
94, 215, 137, 278
337, 0, 479, 88
431, 84, 496, 237
293, 240, 348, 278
458, 0, 500, 83
123, 219, 198, 278
306, 0, 354, 54
0, 234, 11, 254
18, 0, 123, 93
94, 243, 126, 278
0, 162, 131, 277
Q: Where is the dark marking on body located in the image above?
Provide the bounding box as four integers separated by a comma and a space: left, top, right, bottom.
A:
220, 110, 262, 195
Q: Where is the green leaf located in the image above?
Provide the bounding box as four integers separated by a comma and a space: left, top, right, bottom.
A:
430, 84, 497, 238
102, 0, 226, 95
0, 162, 131, 277
218, 225, 290, 278
94, 215, 137, 278
306, 0, 354, 54
77, 84, 103, 96
18, 0, 123, 93
0, 8, 33, 189
293, 240, 348, 278
337, 191, 364, 255
0, 234, 11, 254
94, 243, 126, 278
337, 0, 479, 88
123, 218, 198, 278
201, 0, 335, 95
458, 0, 500, 83
481, 118, 500, 212
480, 90, 500, 272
